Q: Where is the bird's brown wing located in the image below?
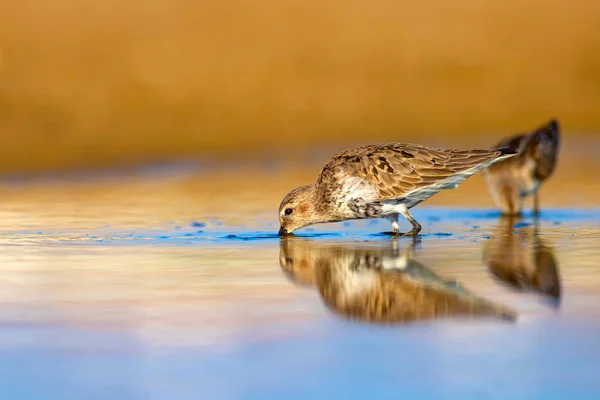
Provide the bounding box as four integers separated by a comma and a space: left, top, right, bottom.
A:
318, 143, 510, 201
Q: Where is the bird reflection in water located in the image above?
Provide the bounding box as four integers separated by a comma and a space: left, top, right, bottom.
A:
483, 216, 561, 308
279, 238, 516, 325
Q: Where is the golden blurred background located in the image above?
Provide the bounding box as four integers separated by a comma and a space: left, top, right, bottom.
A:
1, 0, 600, 173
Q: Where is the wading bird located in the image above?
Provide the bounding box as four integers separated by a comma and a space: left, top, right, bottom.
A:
278, 143, 516, 236
484, 119, 560, 216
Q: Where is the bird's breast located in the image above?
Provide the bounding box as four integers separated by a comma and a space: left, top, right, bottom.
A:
324, 173, 380, 218
518, 159, 541, 196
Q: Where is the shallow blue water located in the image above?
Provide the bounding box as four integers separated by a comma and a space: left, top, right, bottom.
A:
0, 207, 599, 399
2, 207, 596, 246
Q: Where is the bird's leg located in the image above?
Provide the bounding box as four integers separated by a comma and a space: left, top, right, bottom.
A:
499, 182, 521, 217
392, 220, 400, 234
399, 208, 422, 236
383, 211, 421, 236
533, 192, 540, 217
382, 214, 401, 236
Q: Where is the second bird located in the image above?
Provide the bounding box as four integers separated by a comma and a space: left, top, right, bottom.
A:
278, 143, 516, 236
484, 119, 561, 216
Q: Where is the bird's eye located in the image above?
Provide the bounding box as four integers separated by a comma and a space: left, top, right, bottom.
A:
284, 208, 293, 215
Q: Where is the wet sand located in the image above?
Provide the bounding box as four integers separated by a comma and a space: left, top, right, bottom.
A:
0, 141, 599, 398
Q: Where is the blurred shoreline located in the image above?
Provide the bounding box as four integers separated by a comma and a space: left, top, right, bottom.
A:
0, 134, 597, 227
0, 132, 597, 183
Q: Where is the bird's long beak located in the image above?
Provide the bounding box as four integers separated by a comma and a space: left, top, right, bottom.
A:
278, 226, 288, 236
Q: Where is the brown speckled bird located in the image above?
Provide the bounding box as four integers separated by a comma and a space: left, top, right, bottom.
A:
278, 143, 517, 235
279, 238, 517, 324
484, 119, 560, 216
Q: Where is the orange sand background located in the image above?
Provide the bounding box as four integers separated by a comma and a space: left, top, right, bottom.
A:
1, 0, 600, 173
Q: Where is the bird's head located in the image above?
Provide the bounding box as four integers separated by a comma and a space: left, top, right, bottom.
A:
278, 185, 320, 235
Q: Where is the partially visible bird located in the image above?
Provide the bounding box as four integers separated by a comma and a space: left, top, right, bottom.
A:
484, 119, 561, 216
278, 143, 516, 236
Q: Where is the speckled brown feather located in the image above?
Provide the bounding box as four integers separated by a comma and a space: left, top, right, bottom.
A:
317, 143, 512, 202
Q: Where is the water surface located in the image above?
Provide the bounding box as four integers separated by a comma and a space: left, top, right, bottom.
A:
0, 164, 599, 399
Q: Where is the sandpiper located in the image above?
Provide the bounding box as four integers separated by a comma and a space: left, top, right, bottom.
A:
483, 119, 560, 216
278, 142, 517, 236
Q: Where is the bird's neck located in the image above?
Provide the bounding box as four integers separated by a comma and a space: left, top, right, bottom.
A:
299, 184, 330, 224
309, 183, 345, 224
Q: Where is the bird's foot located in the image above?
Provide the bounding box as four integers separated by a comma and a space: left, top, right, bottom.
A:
403, 228, 421, 236
381, 230, 420, 237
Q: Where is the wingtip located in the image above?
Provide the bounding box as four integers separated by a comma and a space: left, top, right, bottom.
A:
495, 145, 519, 157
